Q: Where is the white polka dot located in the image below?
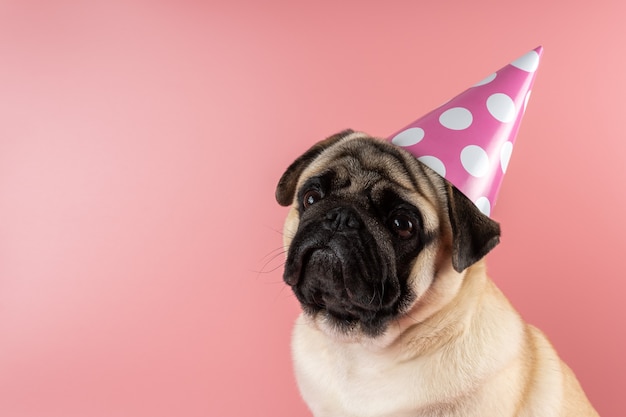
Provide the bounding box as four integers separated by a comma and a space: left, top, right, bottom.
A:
439, 107, 473, 130
500, 141, 513, 173
417, 155, 446, 178
391, 127, 425, 147
475, 197, 491, 216
473, 72, 497, 87
487, 93, 516, 123
523, 90, 532, 113
460, 145, 490, 177
510, 50, 540, 72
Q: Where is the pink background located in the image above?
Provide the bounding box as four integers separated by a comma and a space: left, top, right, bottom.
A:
0, 1, 624, 416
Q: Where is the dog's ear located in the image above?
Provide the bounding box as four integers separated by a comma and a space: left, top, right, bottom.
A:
275, 129, 355, 206
445, 183, 501, 272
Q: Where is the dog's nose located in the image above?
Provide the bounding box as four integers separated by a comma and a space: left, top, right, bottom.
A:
324, 207, 362, 231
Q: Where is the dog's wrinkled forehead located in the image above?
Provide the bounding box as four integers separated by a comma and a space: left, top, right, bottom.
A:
297, 136, 440, 207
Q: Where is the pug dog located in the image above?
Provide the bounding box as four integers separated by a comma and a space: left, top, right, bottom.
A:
276, 130, 598, 417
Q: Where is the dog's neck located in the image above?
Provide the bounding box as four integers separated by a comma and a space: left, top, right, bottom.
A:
362, 260, 490, 358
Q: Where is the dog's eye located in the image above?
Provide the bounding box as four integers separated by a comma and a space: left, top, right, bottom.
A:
303, 189, 323, 209
389, 214, 415, 239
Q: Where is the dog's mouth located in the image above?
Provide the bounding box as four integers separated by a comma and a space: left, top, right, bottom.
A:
299, 248, 358, 319
285, 242, 404, 337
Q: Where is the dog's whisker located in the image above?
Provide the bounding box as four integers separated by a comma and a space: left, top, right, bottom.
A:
255, 263, 286, 276
259, 246, 288, 262
254, 247, 289, 279
368, 291, 377, 306
271, 283, 295, 303
264, 224, 288, 236
253, 263, 284, 279
260, 250, 288, 268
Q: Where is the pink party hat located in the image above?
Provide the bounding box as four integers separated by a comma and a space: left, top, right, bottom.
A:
389, 46, 543, 216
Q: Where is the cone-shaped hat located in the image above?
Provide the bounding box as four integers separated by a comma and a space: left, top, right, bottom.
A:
389, 46, 543, 216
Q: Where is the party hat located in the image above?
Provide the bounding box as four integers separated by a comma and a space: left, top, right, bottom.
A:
389, 46, 543, 216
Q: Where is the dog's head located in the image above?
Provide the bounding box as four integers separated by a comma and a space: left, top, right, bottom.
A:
276, 130, 500, 339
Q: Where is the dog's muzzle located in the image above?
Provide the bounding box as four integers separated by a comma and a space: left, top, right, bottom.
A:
284, 206, 402, 335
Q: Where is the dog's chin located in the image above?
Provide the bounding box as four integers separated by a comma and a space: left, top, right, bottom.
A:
302, 306, 426, 351
304, 310, 359, 339
302, 305, 396, 338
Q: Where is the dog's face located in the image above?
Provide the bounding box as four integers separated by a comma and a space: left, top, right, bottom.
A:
276, 130, 501, 340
